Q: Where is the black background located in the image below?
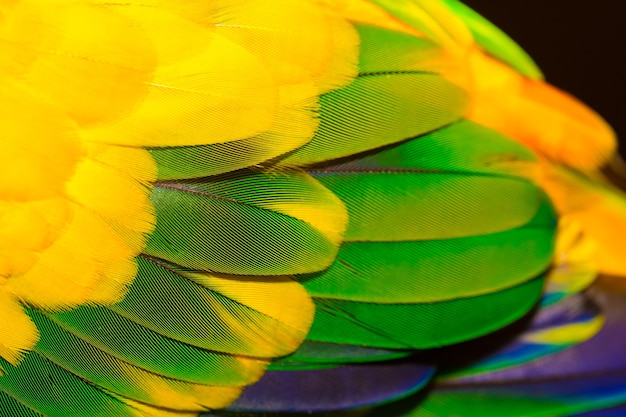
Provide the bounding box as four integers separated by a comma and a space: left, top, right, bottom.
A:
463, 1, 625, 151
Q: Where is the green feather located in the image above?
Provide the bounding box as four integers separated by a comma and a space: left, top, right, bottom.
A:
375, 392, 568, 417
0, 391, 43, 417
299, 120, 555, 304
28, 309, 241, 411
441, 0, 543, 79
280, 74, 467, 166
317, 173, 543, 242
297, 203, 555, 303
47, 306, 260, 386
112, 256, 309, 358
310, 120, 543, 242
279, 24, 469, 167
270, 341, 413, 370
144, 169, 346, 275
0, 353, 135, 417
356, 24, 452, 75
307, 275, 545, 349
326, 120, 537, 176
149, 139, 277, 180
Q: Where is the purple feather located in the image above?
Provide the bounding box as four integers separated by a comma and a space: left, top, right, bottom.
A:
224, 360, 434, 413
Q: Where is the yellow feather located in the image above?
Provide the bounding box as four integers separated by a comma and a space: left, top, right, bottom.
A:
0, 0, 359, 407
546, 218, 597, 296
312, 11, 360, 94
319, 0, 422, 35
8, 1, 156, 126
0, 81, 81, 201
194, 275, 315, 337
0, 291, 38, 367
523, 316, 604, 346
214, 0, 334, 85
367, 0, 472, 51
187, 272, 315, 357
66, 158, 154, 233
84, 32, 279, 147
539, 165, 626, 277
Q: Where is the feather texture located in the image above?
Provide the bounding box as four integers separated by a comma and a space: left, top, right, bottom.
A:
2, 1, 625, 416
145, 170, 347, 275
368, 288, 626, 417
227, 361, 435, 413
0, 0, 356, 414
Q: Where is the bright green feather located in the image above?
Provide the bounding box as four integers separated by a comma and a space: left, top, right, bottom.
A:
297, 215, 554, 303
144, 169, 346, 275
440, 0, 543, 79
279, 24, 469, 167
28, 309, 242, 410
308, 275, 545, 349
0, 353, 136, 417
280, 74, 468, 166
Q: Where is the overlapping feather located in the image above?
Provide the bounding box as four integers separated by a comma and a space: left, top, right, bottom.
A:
1, 0, 357, 415
197, 1, 626, 416
1, 0, 624, 416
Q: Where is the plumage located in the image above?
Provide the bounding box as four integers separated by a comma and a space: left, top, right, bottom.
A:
370, 287, 626, 417
1, 0, 625, 416
227, 361, 435, 413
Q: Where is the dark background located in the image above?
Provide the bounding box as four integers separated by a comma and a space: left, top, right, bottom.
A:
463, 1, 625, 150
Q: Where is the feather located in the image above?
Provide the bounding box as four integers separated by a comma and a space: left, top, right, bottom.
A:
367, 287, 626, 417
572, 405, 626, 417
148, 84, 321, 179
145, 170, 347, 275
467, 49, 616, 173
278, 22, 469, 166
438, 0, 543, 79
309, 121, 547, 243
0, 249, 316, 413
436, 293, 604, 380
269, 341, 413, 369
308, 275, 546, 349
539, 165, 626, 277
2, 1, 625, 416
296, 118, 556, 350
226, 361, 435, 413
366, 0, 473, 50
